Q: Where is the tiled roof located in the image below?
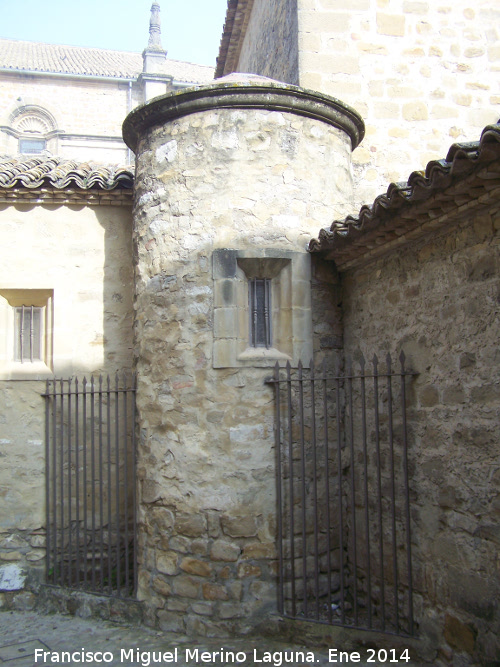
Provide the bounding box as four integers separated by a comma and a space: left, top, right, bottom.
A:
0, 155, 133, 190
0, 38, 215, 84
308, 123, 500, 269
0, 154, 134, 206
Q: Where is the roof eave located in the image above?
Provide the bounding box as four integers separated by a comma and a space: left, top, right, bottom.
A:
309, 123, 500, 269
215, 0, 255, 79
0, 66, 137, 83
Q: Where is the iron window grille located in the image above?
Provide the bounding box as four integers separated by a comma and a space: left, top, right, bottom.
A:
249, 278, 271, 348
14, 305, 43, 362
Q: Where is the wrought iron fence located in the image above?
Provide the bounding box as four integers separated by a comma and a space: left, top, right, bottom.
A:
43, 373, 137, 598
267, 352, 416, 636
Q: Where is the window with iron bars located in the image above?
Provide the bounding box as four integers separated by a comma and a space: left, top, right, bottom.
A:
249, 277, 271, 348
14, 305, 43, 362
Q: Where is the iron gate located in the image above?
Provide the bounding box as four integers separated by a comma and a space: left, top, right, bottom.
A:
268, 352, 415, 636
43, 374, 137, 598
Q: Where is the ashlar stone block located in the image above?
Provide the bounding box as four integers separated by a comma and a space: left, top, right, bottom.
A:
376, 13, 406, 37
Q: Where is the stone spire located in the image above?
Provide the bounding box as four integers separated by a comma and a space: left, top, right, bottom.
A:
141, 2, 170, 102
147, 2, 164, 52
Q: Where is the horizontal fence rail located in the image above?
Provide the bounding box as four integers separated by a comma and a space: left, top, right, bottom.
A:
267, 352, 416, 637
43, 373, 137, 599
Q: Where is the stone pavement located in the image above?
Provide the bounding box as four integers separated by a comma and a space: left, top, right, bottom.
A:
0, 610, 427, 667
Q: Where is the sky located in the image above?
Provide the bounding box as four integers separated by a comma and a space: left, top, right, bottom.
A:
0, 0, 229, 68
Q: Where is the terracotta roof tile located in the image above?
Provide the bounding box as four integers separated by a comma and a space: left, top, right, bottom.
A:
0, 38, 214, 84
308, 123, 500, 268
0, 154, 134, 191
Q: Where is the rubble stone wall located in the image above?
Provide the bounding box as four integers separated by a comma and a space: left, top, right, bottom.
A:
339, 203, 500, 664
130, 93, 355, 633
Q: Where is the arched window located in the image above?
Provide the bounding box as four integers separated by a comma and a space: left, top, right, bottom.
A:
9, 105, 58, 155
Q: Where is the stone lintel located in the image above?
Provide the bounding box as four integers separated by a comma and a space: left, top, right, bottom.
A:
123, 80, 365, 152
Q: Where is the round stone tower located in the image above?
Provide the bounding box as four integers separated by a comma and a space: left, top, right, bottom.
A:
123, 75, 364, 633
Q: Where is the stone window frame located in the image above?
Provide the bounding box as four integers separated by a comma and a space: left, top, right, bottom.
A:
213, 249, 312, 368
0, 289, 54, 379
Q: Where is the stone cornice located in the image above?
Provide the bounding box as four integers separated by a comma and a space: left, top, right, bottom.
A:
123, 79, 365, 152
0, 187, 133, 206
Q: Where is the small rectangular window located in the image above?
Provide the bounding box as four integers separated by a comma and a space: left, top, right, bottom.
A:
249, 278, 271, 348
19, 138, 46, 154
14, 306, 43, 362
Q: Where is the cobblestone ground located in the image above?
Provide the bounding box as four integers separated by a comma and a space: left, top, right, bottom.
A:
0, 611, 428, 667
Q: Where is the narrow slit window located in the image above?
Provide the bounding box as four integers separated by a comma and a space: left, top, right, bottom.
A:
249, 278, 271, 348
14, 306, 43, 362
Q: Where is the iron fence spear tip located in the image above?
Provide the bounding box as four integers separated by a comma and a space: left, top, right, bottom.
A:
359, 352, 366, 372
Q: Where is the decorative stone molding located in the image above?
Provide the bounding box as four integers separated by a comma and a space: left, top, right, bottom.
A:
123, 77, 365, 152
9, 104, 57, 134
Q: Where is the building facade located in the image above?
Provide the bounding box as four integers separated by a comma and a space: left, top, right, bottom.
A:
216, 0, 500, 207
0, 3, 214, 163
0, 2, 499, 665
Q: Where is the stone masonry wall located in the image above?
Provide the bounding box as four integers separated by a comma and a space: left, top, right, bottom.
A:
0, 73, 142, 162
230, 0, 499, 209
237, 0, 300, 85
0, 203, 133, 603
296, 0, 500, 208
339, 204, 500, 664
130, 98, 355, 634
